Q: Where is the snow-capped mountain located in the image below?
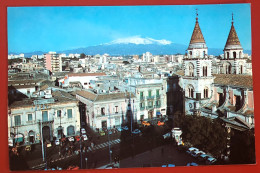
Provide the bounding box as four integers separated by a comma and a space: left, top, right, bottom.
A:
14, 36, 251, 57
106, 36, 172, 45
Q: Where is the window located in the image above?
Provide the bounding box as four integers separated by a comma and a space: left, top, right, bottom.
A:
187, 85, 194, 98
204, 88, 209, 98
42, 111, 48, 122
57, 110, 61, 118
227, 52, 230, 59
156, 100, 160, 106
148, 90, 152, 97
140, 102, 145, 108
14, 115, 21, 126
203, 66, 207, 76
156, 89, 160, 97
28, 114, 32, 121
140, 91, 144, 99
101, 107, 105, 115
188, 63, 194, 76
240, 65, 243, 74
67, 109, 72, 118
239, 51, 242, 58
67, 126, 75, 136
115, 106, 118, 113
233, 52, 236, 58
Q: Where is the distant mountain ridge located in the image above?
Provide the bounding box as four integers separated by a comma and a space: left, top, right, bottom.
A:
10, 36, 251, 57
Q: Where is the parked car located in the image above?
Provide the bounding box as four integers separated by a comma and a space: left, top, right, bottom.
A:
99, 131, 106, 136
191, 150, 205, 157
199, 154, 212, 161
105, 164, 119, 169
117, 127, 123, 132
132, 129, 141, 134
157, 121, 165, 126
163, 132, 171, 139
75, 136, 81, 142
187, 162, 198, 166
142, 121, 150, 126
82, 134, 88, 141
46, 140, 52, 148
55, 139, 60, 145
162, 164, 175, 167
122, 126, 129, 131
25, 145, 31, 151
186, 147, 199, 154
206, 157, 217, 165
81, 128, 86, 134
8, 139, 13, 147
68, 137, 74, 142
61, 137, 66, 143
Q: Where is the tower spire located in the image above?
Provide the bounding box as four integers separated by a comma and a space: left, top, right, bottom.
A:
224, 13, 242, 48
189, 9, 205, 44
232, 12, 234, 25
196, 8, 198, 22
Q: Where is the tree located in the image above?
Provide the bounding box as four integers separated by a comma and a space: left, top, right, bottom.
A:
80, 53, 86, 59
179, 115, 228, 158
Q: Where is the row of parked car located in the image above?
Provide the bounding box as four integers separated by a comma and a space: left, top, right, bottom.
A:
54, 128, 88, 146
186, 147, 217, 165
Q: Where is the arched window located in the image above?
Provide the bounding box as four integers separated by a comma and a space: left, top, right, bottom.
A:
227, 52, 230, 59
204, 87, 209, 98
202, 66, 208, 77
225, 63, 232, 74
187, 85, 194, 98
203, 51, 206, 58
240, 65, 243, 74
233, 52, 236, 59
187, 63, 194, 77
67, 126, 75, 136
239, 51, 242, 58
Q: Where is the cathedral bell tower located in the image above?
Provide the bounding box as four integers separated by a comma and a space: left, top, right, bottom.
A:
221, 13, 246, 74
224, 13, 243, 60
182, 9, 214, 115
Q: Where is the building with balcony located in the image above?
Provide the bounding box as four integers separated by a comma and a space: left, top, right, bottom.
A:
8, 90, 80, 145
76, 90, 135, 131
122, 77, 167, 121
44, 52, 62, 72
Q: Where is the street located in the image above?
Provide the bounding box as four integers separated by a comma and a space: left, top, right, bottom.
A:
10, 124, 209, 170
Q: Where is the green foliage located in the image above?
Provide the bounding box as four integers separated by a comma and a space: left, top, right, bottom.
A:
80, 53, 86, 59
174, 114, 228, 158
8, 58, 22, 65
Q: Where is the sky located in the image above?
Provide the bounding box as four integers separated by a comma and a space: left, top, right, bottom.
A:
8, 4, 251, 53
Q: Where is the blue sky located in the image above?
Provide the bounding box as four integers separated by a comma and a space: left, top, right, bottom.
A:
8, 4, 251, 53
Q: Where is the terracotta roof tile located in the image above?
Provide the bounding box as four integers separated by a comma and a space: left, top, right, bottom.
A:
213, 74, 253, 88
76, 90, 135, 102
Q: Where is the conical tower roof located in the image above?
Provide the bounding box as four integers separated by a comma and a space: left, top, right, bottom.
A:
189, 19, 206, 44
224, 14, 242, 49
